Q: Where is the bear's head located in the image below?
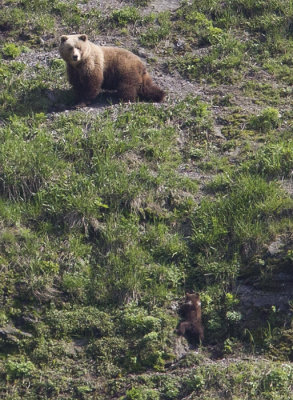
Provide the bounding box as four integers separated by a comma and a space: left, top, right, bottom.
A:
59, 34, 89, 65
185, 292, 201, 308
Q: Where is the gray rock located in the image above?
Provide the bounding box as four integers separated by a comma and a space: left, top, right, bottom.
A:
267, 237, 285, 256
0, 325, 33, 341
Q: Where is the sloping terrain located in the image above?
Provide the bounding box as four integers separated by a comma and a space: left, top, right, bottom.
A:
0, 0, 293, 399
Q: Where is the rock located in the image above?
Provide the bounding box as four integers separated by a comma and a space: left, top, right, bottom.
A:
174, 335, 190, 360
237, 279, 293, 312
0, 325, 33, 341
175, 39, 186, 51
214, 126, 226, 139
267, 237, 285, 256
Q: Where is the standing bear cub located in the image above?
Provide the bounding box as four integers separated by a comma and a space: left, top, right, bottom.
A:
177, 293, 204, 345
59, 34, 165, 106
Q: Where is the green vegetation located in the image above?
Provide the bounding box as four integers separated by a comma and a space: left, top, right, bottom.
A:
140, 12, 172, 48
163, 0, 293, 83
120, 360, 293, 400
0, 0, 293, 398
110, 7, 140, 27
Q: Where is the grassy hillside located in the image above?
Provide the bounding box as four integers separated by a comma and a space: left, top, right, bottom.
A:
0, 0, 293, 399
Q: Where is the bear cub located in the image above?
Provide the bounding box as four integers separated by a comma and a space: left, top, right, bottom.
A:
59, 34, 165, 106
177, 293, 204, 345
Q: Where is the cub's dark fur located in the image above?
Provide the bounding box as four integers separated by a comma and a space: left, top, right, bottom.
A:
177, 293, 204, 345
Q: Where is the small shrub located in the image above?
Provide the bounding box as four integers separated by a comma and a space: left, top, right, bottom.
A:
244, 140, 293, 178
269, 328, 293, 361
140, 12, 171, 48
183, 372, 205, 393
5, 357, 35, 380
111, 7, 140, 27
46, 306, 114, 338
118, 304, 176, 370
248, 107, 280, 132
125, 386, 160, 400
0, 128, 59, 200
86, 336, 127, 376
176, 10, 222, 46
156, 375, 181, 399
171, 33, 246, 83
52, 1, 83, 27
37, 171, 108, 224
260, 365, 293, 394
1, 43, 22, 58
121, 304, 162, 336
62, 272, 90, 302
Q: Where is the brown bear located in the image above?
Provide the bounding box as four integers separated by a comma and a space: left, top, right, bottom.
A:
59, 34, 165, 106
177, 292, 204, 345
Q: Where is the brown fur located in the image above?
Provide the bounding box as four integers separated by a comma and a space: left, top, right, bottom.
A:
59, 34, 165, 105
177, 293, 204, 345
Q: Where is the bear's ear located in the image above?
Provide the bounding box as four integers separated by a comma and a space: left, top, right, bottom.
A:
60, 35, 68, 43
79, 34, 88, 42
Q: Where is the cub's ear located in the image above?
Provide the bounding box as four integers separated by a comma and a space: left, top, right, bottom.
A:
60, 35, 68, 43
79, 34, 88, 41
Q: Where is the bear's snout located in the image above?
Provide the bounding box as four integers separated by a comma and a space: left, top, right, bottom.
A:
71, 48, 81, 63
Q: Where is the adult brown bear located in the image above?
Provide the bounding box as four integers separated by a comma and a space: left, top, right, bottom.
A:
59, 34, 165, 106
177, 293, 204, 345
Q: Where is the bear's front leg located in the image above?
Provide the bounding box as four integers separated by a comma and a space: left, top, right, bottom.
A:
78, 70, 103, 106
176, 321, 190, 336
67, 65, 102, 107
67, 65, 86, 106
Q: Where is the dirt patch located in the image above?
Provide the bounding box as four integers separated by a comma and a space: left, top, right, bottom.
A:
142, 0, 181, 14
79, 0, 181, 14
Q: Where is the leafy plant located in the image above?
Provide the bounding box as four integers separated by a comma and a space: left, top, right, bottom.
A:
140, 12, 171, 48
1, 43, 22, 58
110, 7, 140, 27
5, 357, 35, 380
248, 107, 280, 132
244, 140, 293, 178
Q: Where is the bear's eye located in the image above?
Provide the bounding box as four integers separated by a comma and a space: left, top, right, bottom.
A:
67, 46, 73, 51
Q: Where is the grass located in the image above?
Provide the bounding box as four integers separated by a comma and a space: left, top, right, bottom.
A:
140, 12, 172, 48
0, 0, 293, 398
120, 359, 293, 400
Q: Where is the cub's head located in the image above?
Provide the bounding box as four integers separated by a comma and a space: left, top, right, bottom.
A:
185, 292, 201, 308
59, 34, 88, 65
